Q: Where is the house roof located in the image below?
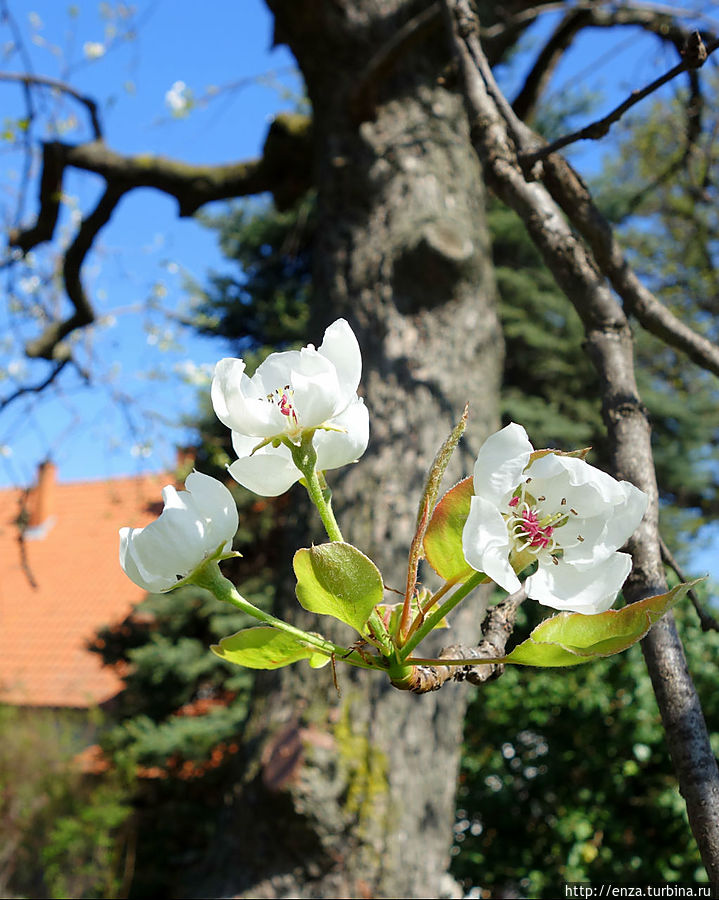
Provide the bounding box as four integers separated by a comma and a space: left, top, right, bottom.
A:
0, 464, 171, 707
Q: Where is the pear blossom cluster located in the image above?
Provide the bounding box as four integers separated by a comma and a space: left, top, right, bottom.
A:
119, 318, 648, 618
461, 423, 648, 613
211, 318, 368, 496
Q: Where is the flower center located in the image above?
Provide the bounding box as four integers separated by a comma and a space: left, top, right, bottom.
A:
506, 481, 582, 569
513, 503, 555, 550
268, 385, 299, 427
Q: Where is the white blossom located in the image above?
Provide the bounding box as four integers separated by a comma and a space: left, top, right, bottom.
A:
119, 471, 238, 592
165, 80, 191, 115
211, 318, 369, 496
462, 423, 648, 613
83, 41, 106, 60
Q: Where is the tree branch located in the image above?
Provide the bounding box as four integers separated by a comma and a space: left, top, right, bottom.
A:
10, 113, 312, 254
0, 359, 69, 412
520, 32, 717, 165
8, 113, 312, 361
24, 184, 126, 361
404, 588, 526, 693
514, 3, 716, 124
512, 5, 593, 121
441, 0, 719, 886
0, 71, 103, 138
660, 536, 719, 633
539, 153, 719, 378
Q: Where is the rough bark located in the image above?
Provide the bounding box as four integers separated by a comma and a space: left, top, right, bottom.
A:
187, 2, 503, 898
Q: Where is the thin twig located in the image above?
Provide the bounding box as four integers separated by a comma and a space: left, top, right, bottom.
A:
0, 71, 103, 138
520, 33, 718, 166
0, 359, 69, 412
660, 536, 719, 633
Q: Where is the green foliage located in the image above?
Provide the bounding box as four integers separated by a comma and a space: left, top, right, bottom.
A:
0, 706, 131, 900
293, 541, 384, 633
424, 476, 475, 582
452, 598, 717, 895
41, 780, 132, 900
503, 580, 701, 667
213, 626, 325, 669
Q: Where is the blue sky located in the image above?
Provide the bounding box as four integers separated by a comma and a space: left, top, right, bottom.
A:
0, 0, 299, 488
1, 1, 717, 579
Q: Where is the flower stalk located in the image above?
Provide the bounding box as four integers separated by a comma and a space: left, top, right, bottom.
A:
289, 432, 344, 543
191, 560, 377, 670
400, 570, 489, 658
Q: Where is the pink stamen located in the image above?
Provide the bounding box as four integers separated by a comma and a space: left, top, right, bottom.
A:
519, 508, 553, 550
279, 392, 296, 421
508, 496, 519, 507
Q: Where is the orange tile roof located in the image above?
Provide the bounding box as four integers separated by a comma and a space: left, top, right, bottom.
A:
0, 467, 171, 707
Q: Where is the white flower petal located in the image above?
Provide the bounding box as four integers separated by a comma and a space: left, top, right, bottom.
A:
473, 423, 532, 506
212, 319, 368, 496
227, 444, 301, 497
530, 454, 630, 512
254, 349, 302, 390
463, 422, 648, 615
526, 552, 633, 613
119, 473, 238, 592
185, 471, 239, 547
120, 527, 175, 592
212, 358, 283, 437
290, 356, 341, 426
463, 495, 521, 593
314, 396, 369, 471
318, 318, 362, 403
603, 480, 649, 552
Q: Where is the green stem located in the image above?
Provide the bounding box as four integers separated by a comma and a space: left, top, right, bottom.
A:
288, 433, 344, 542
400, 570, 489, 658
192, 562, 378, 670
403, 575, 462, 646
405, 655, 501, 667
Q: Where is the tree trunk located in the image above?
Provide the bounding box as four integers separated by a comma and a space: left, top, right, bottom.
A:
189, 3, 503, 897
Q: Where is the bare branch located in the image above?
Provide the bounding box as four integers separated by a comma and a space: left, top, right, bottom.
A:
441, 0, 719, 885
10, 113, 312, 254
7, 114, 312, 361
540, 154, 719, 378
660, 536, 719, 633
512, 6, 593, 121
23, 184, 126, 361
520, 33, 717, 165
0, 71, 103, 138
514, 3, 718, 122
402, 588, 526, 693
0, 359, 69, 412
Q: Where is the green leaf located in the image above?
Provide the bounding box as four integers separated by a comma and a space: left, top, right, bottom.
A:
423, 476, 475, 582
503, 579, 702, 667
293, 541, 384, 632
308, 651, 331, 669
211, 627, 317, 669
